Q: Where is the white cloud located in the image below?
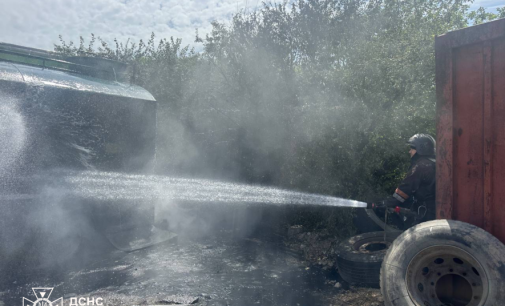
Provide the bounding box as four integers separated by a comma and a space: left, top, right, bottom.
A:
0, 0, 253, 51
0, 0, 502, 52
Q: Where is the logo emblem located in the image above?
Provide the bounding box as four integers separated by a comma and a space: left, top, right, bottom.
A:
23, 288, 63, 306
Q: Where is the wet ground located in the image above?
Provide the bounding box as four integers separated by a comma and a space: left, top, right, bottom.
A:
0, 229, 349, 306
0, 201, 385, 306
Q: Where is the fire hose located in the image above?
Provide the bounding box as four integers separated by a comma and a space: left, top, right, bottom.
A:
366, 202, 421, 242
366, 202, 419, 218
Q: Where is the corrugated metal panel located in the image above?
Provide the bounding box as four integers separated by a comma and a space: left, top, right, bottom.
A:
436, 18, 505, 244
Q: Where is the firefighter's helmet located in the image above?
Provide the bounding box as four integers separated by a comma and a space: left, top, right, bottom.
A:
407, 134, 436, 157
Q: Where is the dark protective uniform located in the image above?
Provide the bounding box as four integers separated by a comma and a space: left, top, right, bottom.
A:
382, 153, 436, 229
385, 154, 436, 212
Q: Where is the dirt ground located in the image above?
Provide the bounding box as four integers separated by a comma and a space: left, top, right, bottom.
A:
0, 228, 384, 306
284, 226, 385, 306
1, 204, 386, 306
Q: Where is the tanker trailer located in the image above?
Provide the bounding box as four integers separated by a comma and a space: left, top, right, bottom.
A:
0, 43, 174, 273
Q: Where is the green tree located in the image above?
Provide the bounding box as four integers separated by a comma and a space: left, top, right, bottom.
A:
468, 6, 505, 25
54, 0, 498, 225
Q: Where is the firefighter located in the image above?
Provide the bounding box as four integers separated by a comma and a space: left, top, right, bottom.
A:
374, 134, 436, 229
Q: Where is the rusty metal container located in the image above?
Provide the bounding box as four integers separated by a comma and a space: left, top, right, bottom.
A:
436, 18, 505, 244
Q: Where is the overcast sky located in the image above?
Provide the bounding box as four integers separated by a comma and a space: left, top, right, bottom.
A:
0, 0, 502, 52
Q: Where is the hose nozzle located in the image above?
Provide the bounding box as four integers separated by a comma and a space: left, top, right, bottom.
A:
366, 202, 385, 209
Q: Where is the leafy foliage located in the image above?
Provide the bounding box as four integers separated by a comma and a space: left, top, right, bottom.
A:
54, 1, 503, 231
468, 6, 505, 25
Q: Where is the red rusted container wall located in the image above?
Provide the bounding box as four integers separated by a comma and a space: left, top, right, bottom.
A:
436, 18, 505, 244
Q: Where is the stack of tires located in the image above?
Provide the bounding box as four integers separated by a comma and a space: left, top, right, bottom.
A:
336, 219, 505, 306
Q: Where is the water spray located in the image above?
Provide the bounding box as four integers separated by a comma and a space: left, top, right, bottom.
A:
3, 170, 368, 209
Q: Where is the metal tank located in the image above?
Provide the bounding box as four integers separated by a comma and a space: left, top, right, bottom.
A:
0, 43, 157, 174
0, 43, 171, 271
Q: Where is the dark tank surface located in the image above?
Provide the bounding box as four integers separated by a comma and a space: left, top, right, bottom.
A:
0, 56, 159, 273
0, 61, 157, 175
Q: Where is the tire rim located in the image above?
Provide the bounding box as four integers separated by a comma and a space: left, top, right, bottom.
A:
352, 237, 394, 254
405, 245, 488, 306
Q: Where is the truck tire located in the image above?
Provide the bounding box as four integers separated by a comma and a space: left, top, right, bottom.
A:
336, 231, 401, 287
380, 220, 505, 306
